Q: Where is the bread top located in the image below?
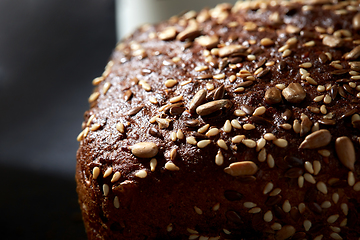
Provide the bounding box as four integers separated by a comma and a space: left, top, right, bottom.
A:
77, 0, 360, 238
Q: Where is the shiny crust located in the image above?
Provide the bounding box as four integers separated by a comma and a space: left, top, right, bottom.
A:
76, 0, 360, 239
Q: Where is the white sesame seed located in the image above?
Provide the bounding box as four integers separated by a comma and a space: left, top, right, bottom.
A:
232, 135, 245, 144
341, 203, 349, 215
313, 160, 321, 175
312, 122, 320, 132
243, 123, 255, 130
253, 106, 266, 116
244, 202, 257, 208
212, 203, 220, 211
234, 87, 245, 93
229, 75, 236, 82
304, 173, 316, 184
256, 138, 266, 151
139, 80, 151, 91
299, 62, 312, 68
313, 95, 325, 102
306, 76, 318, 85
103, 167, 113, 178
330, 226, 341, 233
340, 218, 347, 227
321, 201, 331, 208
111, 172, 121, 182
279, 123, 292, 130
92, 167, 100, 179
278, 44, 289, 53
275, 84, 286, 90
264, 210, 273, 222
304, 220, 312, 231
135, 169, 147, 178
282, 49, 292, 57
320, 105, 327, 114
254, 67, 264, 75
169, 95, 183, 103
150, 158, 157, 172
167, 223, 173, 232
271, 222, 282, 231
327, 214, 339, 224
103, 184, 109, 196
314, 235, 323, 240
92, 76, 104, 85
353, 181, 360, 191
88, 92, 100, 103
180, 79, 192, 86
230, 119, 242, 129
303, 40, 315, 47
242, 139, 256, 148
113, 196, 120, 208
267, 154, 275, 168
349, 82, 357, 88
286, 37, 298, 45
197, 140, 211, 148
273, 138, 288, 148
170, 131, 177, 142
348, 171, 355, 186
258, 148, 267, 162
247, 54, 256, 61
260, 38, 274, 46
332, 192, 339, 204
316, 181, 328, 194
215, 150, 224, 166
195, 65, 208, 72
177, 129, 184, 140
186, 136, 197, 145
165, 79, 178, 88
223, 120, 232, 133
282, 200, 291, 213
194, 206, 203, 215
299, 203, 306, 213
293, 120, 301, 133
213, 73, 225, 79
217, 139, 228, 150
265, 61, 275, 67
298, 176, 304, 188
264, 133, 276, 141
165, 162, 180, 171
198, 124, 210, 133
248, 207, 261, 214
304, 161, 314, 174
270, 188, 281, 196
263, 182, 274, 194
223, 229, 231, 235
234, 109, 246, 117
102, 82, 111, 94
323, 94, 332, 104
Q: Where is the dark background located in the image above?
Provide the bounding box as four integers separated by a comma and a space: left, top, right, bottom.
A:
0, 0, 116, 239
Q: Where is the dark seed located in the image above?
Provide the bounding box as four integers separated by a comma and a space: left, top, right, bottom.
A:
257, 68, 271, 79
331, 69, 348, 75
308, 202, 322, 214
192, 132, 207, 140
330, 85, 338, 100
338, 86, 347, 98
336, 78, 350, 83
318, 119, 336, 125
328, 179, 348, 188
214, 85, 225, 100
170, 106, 185, 115
249, 116, 272, 125
229, 56, 243, 64
184, 119, 200, 127
255, 58, 267, 69
353, 120, 360, 129
125, 105, 144, 116
290, 207, 301, 221
196, 74, 213, 80
273, 205, 286, 219
149, 128, 162, 138
236, 81, 254, 88
300, 30, 316, 38
284, 168, 303, 178
282, 109, 292, 121
343, 84, 354, 95
219, 58, 229, 71
278, 61, 287, 71
341, 108, 358, 119
265, 195, 282, 206
318, 53, 328, 63
124, 90, 133, 101
241, 105, 254, 115
284, 156, 303, 167
224, 190, 243, 201
226, 210, 242, 224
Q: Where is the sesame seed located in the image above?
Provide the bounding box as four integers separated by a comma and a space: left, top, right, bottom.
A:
165, 162, 180, 171
176, 129, 184, 140
114, 196, 120, 208
92, 167, 100, 179
316, 181, 328, 194
348, 171, 355, 186
103, 184, 109, 196
194, 206, 203, 215
299, 203, 306, 213
273, 138, 288, 148
111, 172, 121, 182
298, 176, 304, 188
230, 119, 242, 129
340, 218, 347, 227
306, 76, 318, 85
167, 223, 173, 232
116, 122, 125, 133
260, 38, 274, 46
317, 85, 326, 92
333, 192, 339, 204
327, 214, 339, 224
270, 188, 281, 196
223, 120, 232, 133
232, 135, 245, 144
299, 62, 312, 68
212, 203, 220, 211
88, 92, 100, 103
258, 148, 267, 162
186, 136, 197, 145
234, 87, 245, 93
321, 201, 331, 208
139, 80, 151, 91
341, 203, 349, 215
303, 40, 315, 47
165, 79, 178, 88
169, 95, 183, 103
243, 123, 255, 130
195, 65, 209, 72
254, 67, 264, 75
149, 115, 158, 124
198, 124, 210, 133
103, 167, 113, 178
264, 210, 273, 222
253, 106, 266, 116
213, 73, 225, 79
265, 61, 275, 67
320, 105, 327, 114
271, 223, 282, 231
248, 207, 261, 213
314, 235, 323, 240
206, 128, 220, 137
90, 123, 101, 131
264, 133, 276, 141
282, 200, 291, 213
303, 220, 312, 231
278, 44, 289, 53
180, 79, 192, 86
170, 132, 177, 142
197, 140, 211, 148
215, 150, 224, 166
304, 173, 316, 184
313, 160, 321, 175
256, 138, 266, 151
354, 181, 360, 191
280, 123, 292, 130
282, 49, 292, 58
267, 154, 275, 168
244, 202, 257, 208
229, 75, 236, 82
206, 83, 214, 90
92, 76, 104, 85
323, 94, 332, 104
150, 158, 157, 172
242, 139, 256, 148
102, 82, 111, 94
234, 109, 246, 117
304, 161, 314, 174
217, 139, 228, 150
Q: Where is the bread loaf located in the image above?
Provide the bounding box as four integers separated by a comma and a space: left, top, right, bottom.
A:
76, 0, 360, 239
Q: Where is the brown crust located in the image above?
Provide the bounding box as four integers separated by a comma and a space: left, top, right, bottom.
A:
76, 0, 360, 239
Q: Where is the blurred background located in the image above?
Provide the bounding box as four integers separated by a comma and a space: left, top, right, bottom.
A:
0, 0, 236, 239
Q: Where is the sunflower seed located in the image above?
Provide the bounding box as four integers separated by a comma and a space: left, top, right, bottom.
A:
219, 45, 247, 58
335, 136, 356, 170
224, 161, 258, 176
131, 142, 158, 158
196, 99, 232, 116
299, 129, 332, 149
345, 45, 360, 60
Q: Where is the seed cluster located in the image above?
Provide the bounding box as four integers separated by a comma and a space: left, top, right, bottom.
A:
77, 0, 360, 239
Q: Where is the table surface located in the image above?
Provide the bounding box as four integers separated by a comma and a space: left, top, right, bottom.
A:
0, 0, 116, 239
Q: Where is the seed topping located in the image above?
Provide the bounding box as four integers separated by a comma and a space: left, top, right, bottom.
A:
224, 161, 258, 176
131, 142, 158, 158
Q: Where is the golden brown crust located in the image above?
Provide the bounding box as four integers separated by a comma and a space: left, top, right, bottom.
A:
76, 0, 360, 239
